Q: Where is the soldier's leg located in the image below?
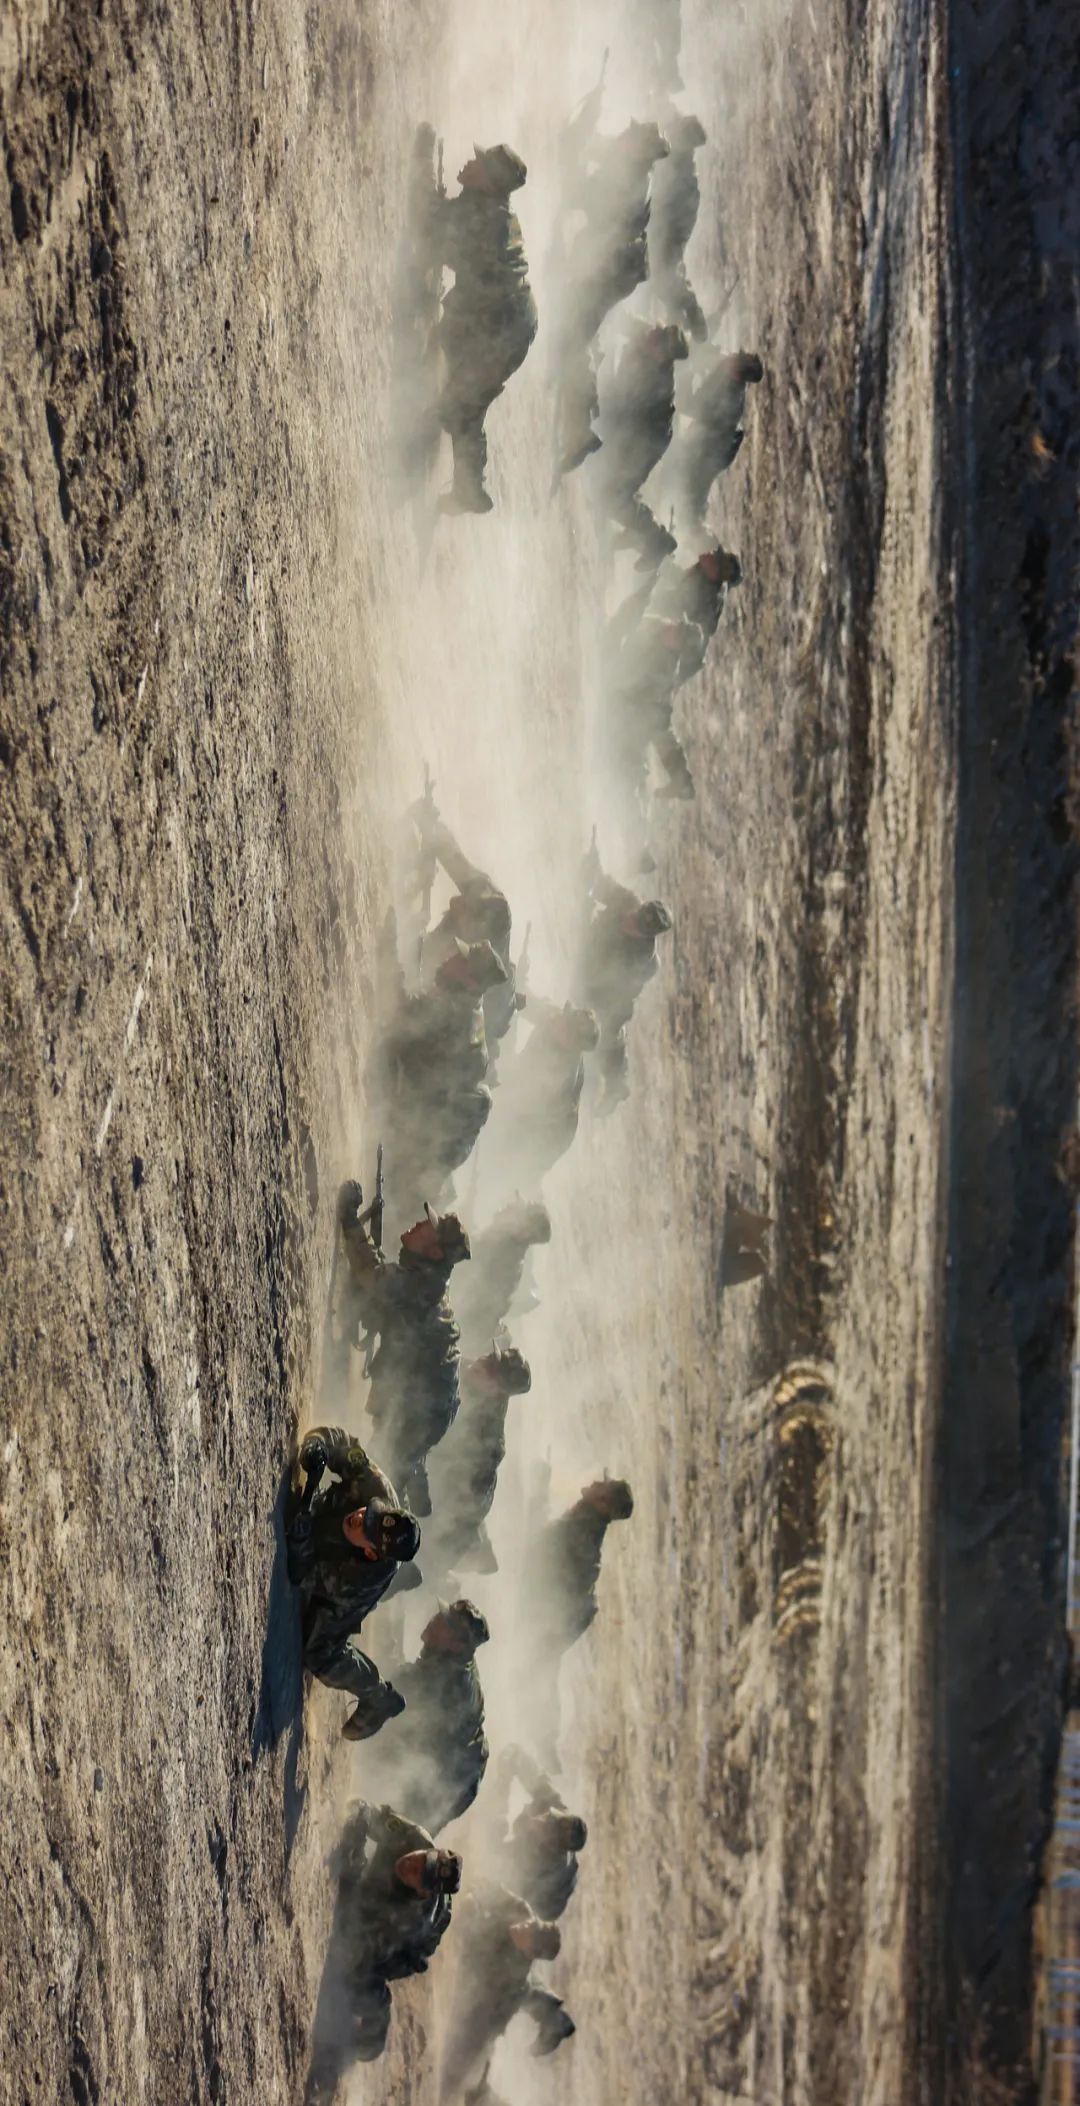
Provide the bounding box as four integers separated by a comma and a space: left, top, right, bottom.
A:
303, 1603, 405, 1741
654, 727, 695, 801
521, 1987, 575, 2054
351, 1974, 393, 2062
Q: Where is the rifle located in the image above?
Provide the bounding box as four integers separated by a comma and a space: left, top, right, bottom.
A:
371, 1142, 385, 1254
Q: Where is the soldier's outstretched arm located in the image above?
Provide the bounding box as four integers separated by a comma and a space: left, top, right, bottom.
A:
419, 809, 495, 898
593, 872, 640, 916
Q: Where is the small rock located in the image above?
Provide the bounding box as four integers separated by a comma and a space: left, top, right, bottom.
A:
93, 1767, 105, 1791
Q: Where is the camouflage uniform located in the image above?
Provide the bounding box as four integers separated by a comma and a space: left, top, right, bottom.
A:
425, 1355, 528, 1578
287, 1428, 407, 1723
594, 325, 688, 566
505, 1808, 581, 1922
669, 349, 763, 533
604, 611, 703, 801
555, 123, 670, 473
433, 177, 537, 508
415, 810, 519, 1052
339, 1195, 468, 1516
369, 945, 506, 1213
647, 115, 708, 340
577, 870, 671, 1107
441, 1884, 571, 2095
493, 999, 596, 1185
363, 1641, 490, 1837
315, 1802, 453, 2069
451, 1199, 551, 1347
525, 1498, 613, 1657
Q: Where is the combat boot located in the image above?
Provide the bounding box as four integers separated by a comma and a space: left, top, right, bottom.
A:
342, 1683, 406, 1742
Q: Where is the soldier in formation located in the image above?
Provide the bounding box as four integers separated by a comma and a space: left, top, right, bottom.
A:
648, 109, 708, 339
287, 1426, 420, 1742
424, 1343, 536, 1582
451, 1196, 552, 1347
308, 1800, 461, 2085
361, 1601, 492, 1837
524, 1476, 636, 1665
440, 1883, 574, 2097
577, 846, 674, 1111
593, 319, 689, 568
368, 935, 508, 1217
666, 345, 764, 534
338, 1180, 470, 1514
490, 998, 601, 1188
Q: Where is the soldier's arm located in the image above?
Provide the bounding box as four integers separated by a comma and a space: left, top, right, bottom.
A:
366, 1804, 436, 1858
593, 873, 639, 916
300, 1428, 397, 1506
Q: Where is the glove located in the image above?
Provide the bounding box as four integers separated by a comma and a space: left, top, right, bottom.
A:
298, 1437, 328, 1499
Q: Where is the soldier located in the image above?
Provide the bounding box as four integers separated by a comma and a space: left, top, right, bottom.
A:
338, 1181, 471, 1514
440, 1883, 573, 2098
425, 1345, 535, 1580
369, 938, 509, 1213
411, 796, 522, 1054
493, 1747, 588, 1920
524, 1477, 636, 1663
430, 144, 538, 514
603, 611, 703, 804
451, 1198, 552, 1347
668, 346, 764, 534
491, 1000, 600, 1188
311, 1800, 461, 2079
362, 1600, 491, 1836
650, 542, 743, 680
593, 321, 689, 567
648, 111, 708, 339
577, 851, 673, 1110
287, 1428, 421, 1741
555, 119, 671, 475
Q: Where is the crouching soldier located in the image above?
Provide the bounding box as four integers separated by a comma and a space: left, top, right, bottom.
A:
492, 997, 601, 1185
369, 938, 509, 1212
493, 1746, 588, 1920
439, 1884, 573, 2098
309, 1800, 461, 2088
338, 1182, 471, 1513
287, 1429, 421, 1741
669, 346, 764, 535
425, 1344, 535, 1580
433, 144, 538, 513
577, 848, 673, 1111
363, 1600, 492, 1837
451, 1198, 552, 1347
524, 1477, 636, 1663
410, 793, 523, 1056
594, 320, 689, 569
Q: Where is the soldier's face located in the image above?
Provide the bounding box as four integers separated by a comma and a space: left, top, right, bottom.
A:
401, 1217, 443, 1263
395, 1849, 432, 1894
342, 1507, 379, 1558
458, 155, 494, 192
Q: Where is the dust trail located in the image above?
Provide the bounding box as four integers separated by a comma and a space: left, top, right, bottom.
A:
308, 0, 770, 2099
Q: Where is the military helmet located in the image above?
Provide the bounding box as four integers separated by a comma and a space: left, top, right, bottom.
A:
585, 1476, 634, 1520
424, 1203, 472, 1265
476, 142, 528, 194
366, 1497, 421, 1562
442, 936, 510, 994
566, 1002, 601, 1051
667, 110, 708, 151
620, 119, 670, 163
493, 1343, 532, 1395
639, 899, 673, 937
737, 351, 764, 384
423, 1848, 463, 1896
445, 1599, 491, 1652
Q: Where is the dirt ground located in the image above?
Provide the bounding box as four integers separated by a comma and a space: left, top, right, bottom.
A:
1, 3, 1076, 2106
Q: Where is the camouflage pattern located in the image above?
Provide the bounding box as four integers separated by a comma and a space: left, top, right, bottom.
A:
288, 1428, 410, 1716
440, 1884, 571, 2095
364, 1644, 490, 1837
432, 188, 537, 503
